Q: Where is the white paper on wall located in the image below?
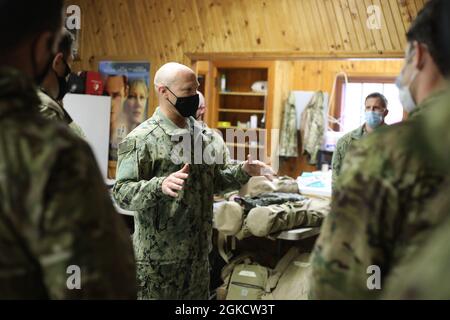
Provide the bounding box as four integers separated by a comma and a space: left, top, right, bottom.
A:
63, 94, 111, 180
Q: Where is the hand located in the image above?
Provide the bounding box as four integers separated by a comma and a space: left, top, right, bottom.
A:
242, 154, 276, 181
162, 164, 189, 198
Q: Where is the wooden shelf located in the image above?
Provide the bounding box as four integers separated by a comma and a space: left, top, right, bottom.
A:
210, 60, 274, 161
219, 108, 265, 114
226, 142, 264, 149
219, 91, 266, 96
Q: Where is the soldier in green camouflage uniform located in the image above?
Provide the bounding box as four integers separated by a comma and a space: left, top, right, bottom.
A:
382, 92, 450, 298
331, 93, 389, 188
113, 62, 274, 300
0, 1, 136, 299
38, 29, 85, 138
309, 0, 450, 299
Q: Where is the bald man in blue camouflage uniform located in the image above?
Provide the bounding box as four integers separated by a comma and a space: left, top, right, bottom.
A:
114, 62, 274, 300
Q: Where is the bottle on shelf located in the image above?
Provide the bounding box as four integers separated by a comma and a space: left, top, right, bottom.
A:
250, 115, 258, 128
220, 74, 227, 92
260, 114, 266, 128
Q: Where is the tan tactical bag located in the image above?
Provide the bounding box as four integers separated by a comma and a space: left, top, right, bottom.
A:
217, 248, 303, 300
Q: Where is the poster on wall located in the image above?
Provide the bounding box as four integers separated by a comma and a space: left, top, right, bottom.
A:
99, 61, 151, 179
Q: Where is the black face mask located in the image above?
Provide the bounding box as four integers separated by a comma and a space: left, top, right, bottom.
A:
54, 59, 71, 101
166, 87, 199, 118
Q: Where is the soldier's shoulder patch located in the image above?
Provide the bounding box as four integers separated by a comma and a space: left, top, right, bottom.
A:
118, 139, 136, 155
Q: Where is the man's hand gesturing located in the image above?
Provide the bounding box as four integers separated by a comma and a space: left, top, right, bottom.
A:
162, 164, 189, 198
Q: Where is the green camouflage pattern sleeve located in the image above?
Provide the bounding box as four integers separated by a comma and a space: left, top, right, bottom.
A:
331, 137, 345, 189
68, 121, 86, 139
37, 90, 86, 139
382, 183, 450, 300
113, 134, 167, 211
32, 139, 137, 299
331, 126, 365, 189
37, 90, 65, 121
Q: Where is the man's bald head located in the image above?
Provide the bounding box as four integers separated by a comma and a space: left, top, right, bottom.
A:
154, 62, 196, 90
154, 62, 200, 120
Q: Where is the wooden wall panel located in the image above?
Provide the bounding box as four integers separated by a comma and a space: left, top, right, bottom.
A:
67, 0, 424, 114
66, 0, 417, 177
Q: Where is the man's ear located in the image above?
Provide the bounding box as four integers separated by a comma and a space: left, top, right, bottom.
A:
412, 41, 426, 70
52, 52, 63, 70
157, 85, 166, 95
384, 109, 389, 118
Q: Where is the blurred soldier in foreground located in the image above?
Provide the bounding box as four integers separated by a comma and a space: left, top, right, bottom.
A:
0, 0, 136, 299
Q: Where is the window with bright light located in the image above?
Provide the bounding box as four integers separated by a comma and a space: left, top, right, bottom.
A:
339, 80, 404, 133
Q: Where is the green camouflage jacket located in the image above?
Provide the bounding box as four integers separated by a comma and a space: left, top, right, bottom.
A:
309, 90, 447, 299
300, 91, 325, 165
279, 92, 298, 158
382, 182, 450, 299
113, 107, 251, 263
37, 89, 86, 139
382, 90, 450, 299
0, 67, 136, 299
331, 125, 366, 189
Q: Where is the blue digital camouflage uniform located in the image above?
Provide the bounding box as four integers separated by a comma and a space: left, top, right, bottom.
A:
0, 67, 136, 299
113, 107, 251, 300
309, 90, 447, 299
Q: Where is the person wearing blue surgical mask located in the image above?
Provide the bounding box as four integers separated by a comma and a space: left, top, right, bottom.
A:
331, 92, 388, 188
364, 93, 389, 131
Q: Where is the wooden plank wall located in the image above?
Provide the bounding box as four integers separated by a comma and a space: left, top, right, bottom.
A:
67, 0, 424, 112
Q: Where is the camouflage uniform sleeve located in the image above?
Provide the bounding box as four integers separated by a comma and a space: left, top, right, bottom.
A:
213, 134, 251, 194
331, 137, 345, 189
68, 122, 86, 139
113, 137, 167, 211
38, 95, 65, 122
40, 104, 63, 121
309, 138, 394, 300
29, 139, 136, 299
